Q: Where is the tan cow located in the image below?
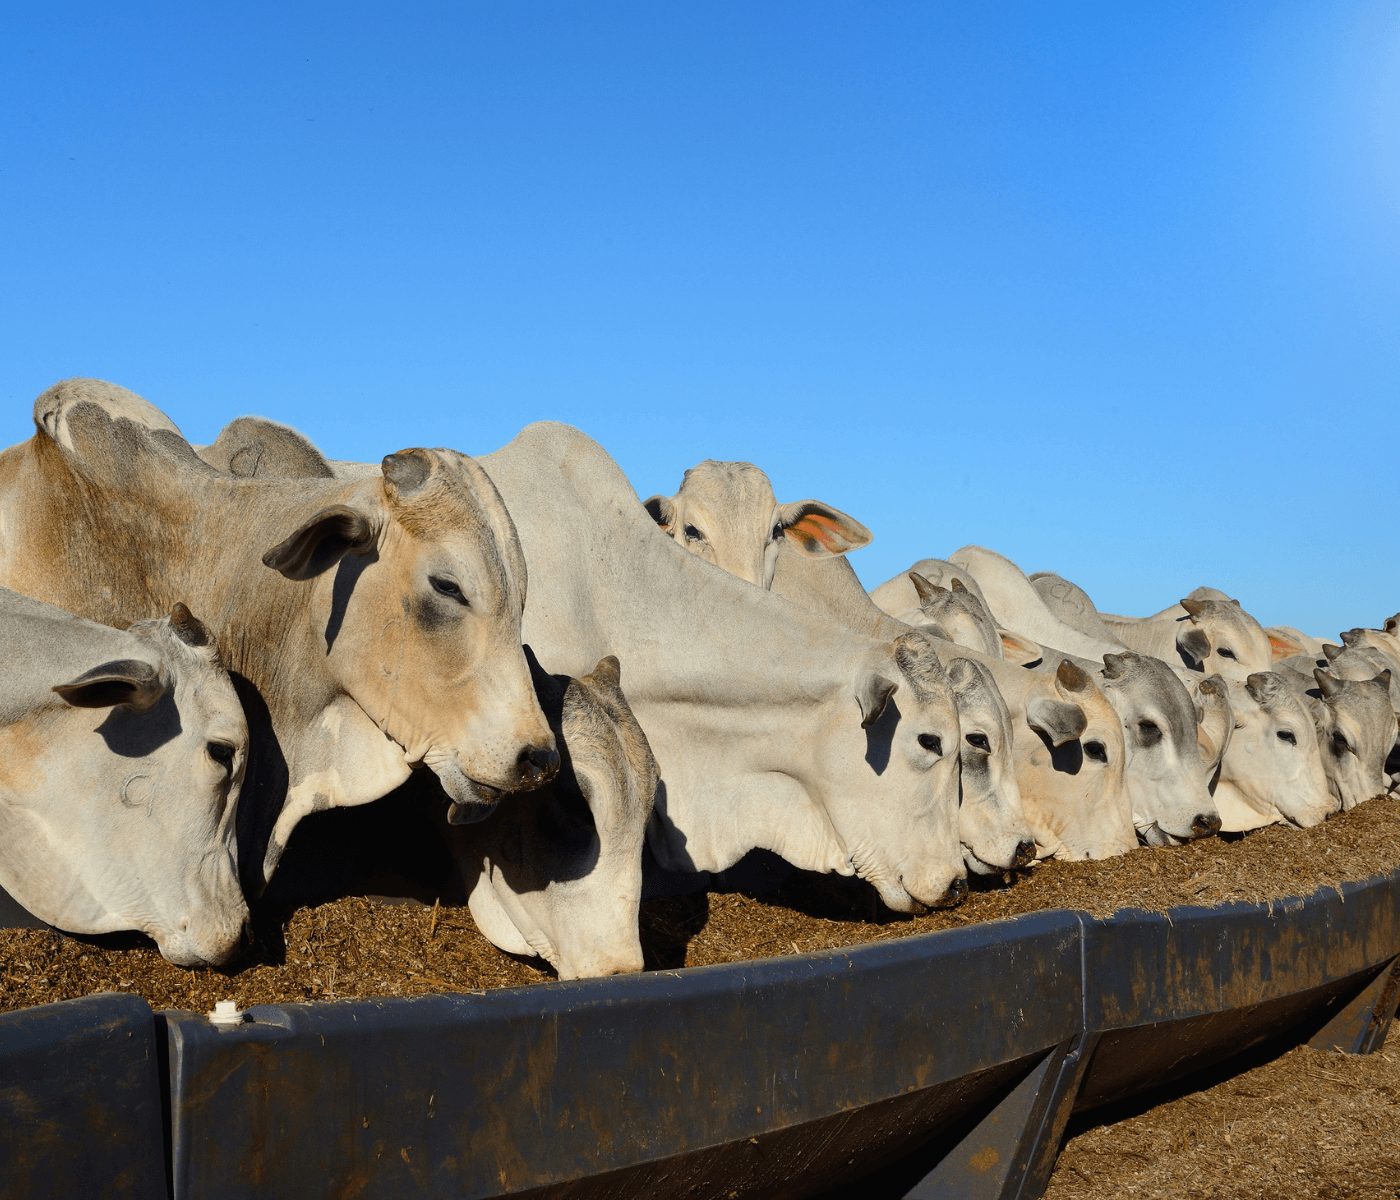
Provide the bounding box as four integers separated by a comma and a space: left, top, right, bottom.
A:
0, 379, 556, 888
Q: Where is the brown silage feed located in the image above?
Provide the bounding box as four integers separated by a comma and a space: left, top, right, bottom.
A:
0, 793, 1397, 1016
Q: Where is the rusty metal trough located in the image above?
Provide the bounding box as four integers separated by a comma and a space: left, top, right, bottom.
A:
2, 868, 1398, 1200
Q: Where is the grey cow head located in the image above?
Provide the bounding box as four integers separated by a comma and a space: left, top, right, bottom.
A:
1099, 651, 1220, 845
1175, 598, 1273, 678
459, 654, 657, 979
0, 604, 249, 967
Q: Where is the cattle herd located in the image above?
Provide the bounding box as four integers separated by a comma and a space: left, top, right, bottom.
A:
0, 378, 1396, 980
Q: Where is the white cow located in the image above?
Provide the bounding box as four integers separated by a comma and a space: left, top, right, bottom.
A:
1206, 673, 1337, 830
641, 466, 1033, 874
773, 553, 1143, 860
643, 460, 871, 589
0, 588, 249, 966
456, 654, 657, 979
480, 425, 968, 912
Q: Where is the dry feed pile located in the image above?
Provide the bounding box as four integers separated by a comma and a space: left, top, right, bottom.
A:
1, 793, 1396, 1015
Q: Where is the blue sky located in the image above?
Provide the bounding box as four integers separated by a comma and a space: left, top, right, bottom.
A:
2, 4, 1396, 634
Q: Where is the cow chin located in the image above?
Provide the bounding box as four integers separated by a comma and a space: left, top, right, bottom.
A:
433, 760, 504, 821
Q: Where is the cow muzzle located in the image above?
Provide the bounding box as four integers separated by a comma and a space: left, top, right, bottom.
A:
514, 743, 560, 790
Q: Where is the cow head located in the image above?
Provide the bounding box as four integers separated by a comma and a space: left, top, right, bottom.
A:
644, 460, 870, 588
0, 605, 248, 967
1192, 674, 1234, 786
1175, 598, 1273, 678
1310, 668, 1394, 811
947, 657, 1035, 874
1100, 652, 1220, 845
459, 655, 656, 979
1021, 660, 1134, 860
1213, 672, 1335, 831
802, 630, 965, 912
261, 447, 557, 817
910, 572, 1041, 665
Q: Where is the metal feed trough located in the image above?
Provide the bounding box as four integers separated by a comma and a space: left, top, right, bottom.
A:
2, 869, 1398, 1200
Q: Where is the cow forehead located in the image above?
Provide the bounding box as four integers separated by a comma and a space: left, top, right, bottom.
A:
383, 450, 524, 584
1105, 657, 1196, 744
677, 461, 777, 522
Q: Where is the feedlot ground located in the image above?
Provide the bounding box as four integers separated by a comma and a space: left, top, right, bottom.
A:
0, 793, 1396, 1014
1045, 1041, 1400, 1200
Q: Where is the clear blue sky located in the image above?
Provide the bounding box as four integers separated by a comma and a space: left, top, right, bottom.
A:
2, 4, 1396, 635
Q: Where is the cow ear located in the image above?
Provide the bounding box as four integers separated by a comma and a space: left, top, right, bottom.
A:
999, 629, 1042, 667
1267, 628, 1305, 659
777, 501, 872, 557
856, 672, 897, 728
1340, 629, 1365, 649
1177, 625, 1211, 666
54, 659, 165, 711
262, 505, 377, 580
1374, 668, 1392, 691
642, 495, 676, 532
1026, 696, 1087, 748
1384, 614, 1399, 635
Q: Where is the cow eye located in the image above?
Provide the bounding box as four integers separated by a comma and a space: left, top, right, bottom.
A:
1084, 740, 1108, 763
683, 524, 706, 543
1276, 729, 1297, 746
430, 576, 469, 605
964, 731, 990, 752
917, 733, 942, 755
1137, 720, 1161, 744
207, 741, 236, 771
771, 524, 784, 542
1331, 730, 1352, 756
1218, 648, 1237, 660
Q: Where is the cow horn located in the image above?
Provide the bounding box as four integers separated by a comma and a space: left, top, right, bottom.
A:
169, 602, 211, 647
1180, 598, 1207, 620
950, 577, 968, 594
1056, 659, 1092, 694
1313, 669, 1343, 699
382, 449, 433, 496
1102, 652, 1130, 680
1322, 643, 1343, 662
908, 572, 946, 605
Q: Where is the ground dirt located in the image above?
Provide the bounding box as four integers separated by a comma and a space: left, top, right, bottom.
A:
1045, 1040, 1400, 1200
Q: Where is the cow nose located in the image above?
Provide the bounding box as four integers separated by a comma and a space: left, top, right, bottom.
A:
1191, 812, 1223, 837
934, 877, 969, 909
516, 744, 560, 787
1013, 839, 1037, 869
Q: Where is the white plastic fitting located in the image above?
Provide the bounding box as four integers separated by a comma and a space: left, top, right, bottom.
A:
207, 999, 246, 1029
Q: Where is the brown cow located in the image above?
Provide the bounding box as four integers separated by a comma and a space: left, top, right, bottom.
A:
0, 379, 557, 888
